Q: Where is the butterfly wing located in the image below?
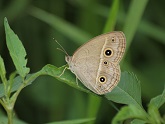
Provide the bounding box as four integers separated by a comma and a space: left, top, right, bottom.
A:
67, 31, 126, 95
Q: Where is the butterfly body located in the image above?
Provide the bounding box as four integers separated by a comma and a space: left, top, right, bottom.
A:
65, 31, 126, 95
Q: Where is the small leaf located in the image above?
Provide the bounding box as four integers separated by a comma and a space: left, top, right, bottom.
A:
47, 118, 95, 124
0, 83, 5, 98
0, 56, 7, 85
0, 56, 7, 94
131, 119, 146, 124
0, 74, 33, 98
0, 56, 6, 79
147, 105, 163, 124
4, 17, 30, 78
149, 87, 165, 109
112, 105, 148, 124
105, 72, 143, 109
8, 71, 17, 90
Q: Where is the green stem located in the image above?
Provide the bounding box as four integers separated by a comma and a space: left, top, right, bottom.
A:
0, 99, 7, 110
0, 98, 13, 124
11, 72, 41, 107
123, 0, 149, 54
1, 72, 42, 124
7, 108, 13, 124
103, 0, 119, 32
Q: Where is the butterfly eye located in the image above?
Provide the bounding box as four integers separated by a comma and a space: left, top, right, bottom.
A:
104, 48, 113, 57
99, 76, 106, 84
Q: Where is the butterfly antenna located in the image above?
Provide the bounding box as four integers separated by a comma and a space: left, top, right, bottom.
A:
53, 38, 69, 56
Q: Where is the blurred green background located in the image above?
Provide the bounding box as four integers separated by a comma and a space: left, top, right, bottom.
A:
0, 0, 165, 123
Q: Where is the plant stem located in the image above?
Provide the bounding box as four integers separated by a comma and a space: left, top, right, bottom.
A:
1, 99, 14, 124
7, 108, 13, 124
0, 71, 42, 123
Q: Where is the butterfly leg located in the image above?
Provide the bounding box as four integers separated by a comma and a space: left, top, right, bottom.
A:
76, 77, 79, 86
57, 65, 68, 77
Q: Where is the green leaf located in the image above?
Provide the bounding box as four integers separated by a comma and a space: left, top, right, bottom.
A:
0, 64, 94, 99
147, 88, 165, 124
8, 71, 17, 91
131, 119, 146, 124
0, 74, 33, 98
0, 83, 5, 98
4, 17, 30, 78
105, 72, 143, 109
149, 87, 165, 109
0, 56, 7, 85
147, 105, 163, 124
0, 56, 7, 97
112, 105, 148, 124
47, 118, 95, 124
40, 64, 93, 95
0, 56, 6, 78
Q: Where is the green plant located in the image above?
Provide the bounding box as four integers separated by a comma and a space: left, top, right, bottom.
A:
0, 0, 165, 123
0, 16, 165, 123
0, 18, 95, 124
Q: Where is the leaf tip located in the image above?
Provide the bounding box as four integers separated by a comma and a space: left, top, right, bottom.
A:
4, 17, 8, 25
4, 17, 7, 22
4, 17, 10, 32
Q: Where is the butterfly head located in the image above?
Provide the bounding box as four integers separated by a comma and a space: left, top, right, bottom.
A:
65, 56, 72, 65
65, 55, 75, 72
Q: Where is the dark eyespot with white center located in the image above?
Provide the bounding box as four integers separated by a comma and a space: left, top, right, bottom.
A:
104, 48, 113, 57
99, 76, 106, 84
